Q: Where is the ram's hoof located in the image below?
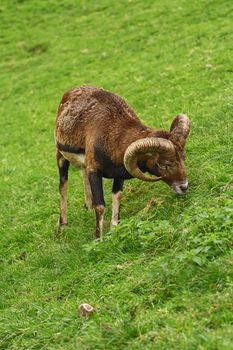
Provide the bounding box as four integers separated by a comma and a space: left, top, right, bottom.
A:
84, 203, 93, 210
54, 220, 67, 237
59, 223, 68, 229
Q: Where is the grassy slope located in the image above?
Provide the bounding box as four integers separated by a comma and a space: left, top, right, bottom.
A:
0, 0, 233, 349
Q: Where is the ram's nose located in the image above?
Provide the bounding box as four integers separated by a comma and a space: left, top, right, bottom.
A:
180, 181, 188, 192
172, 180, 188, 195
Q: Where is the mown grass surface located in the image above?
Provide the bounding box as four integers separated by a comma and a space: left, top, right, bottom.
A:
0, 0, 233, 349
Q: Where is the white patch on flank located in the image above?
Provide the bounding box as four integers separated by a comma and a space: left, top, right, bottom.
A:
111, 191, 122, 227
61, 151, 85, 168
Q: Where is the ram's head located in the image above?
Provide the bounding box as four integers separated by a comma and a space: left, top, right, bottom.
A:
124, 114, 190, 195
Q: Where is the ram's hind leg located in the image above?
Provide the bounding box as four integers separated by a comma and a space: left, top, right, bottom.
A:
111, 179, 124, 227
57, 150, 70, 227
83, 169, 93, 210
88, 170, 105, 240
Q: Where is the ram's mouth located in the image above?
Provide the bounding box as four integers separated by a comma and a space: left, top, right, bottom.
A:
172, 181, 188, 195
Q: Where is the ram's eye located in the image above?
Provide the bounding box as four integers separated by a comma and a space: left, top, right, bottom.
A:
159, 164, 167, 170
157, 163, 168, 170
157, 161, 173, 170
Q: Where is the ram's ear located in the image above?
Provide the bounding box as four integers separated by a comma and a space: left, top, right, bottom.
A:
170, 114, 190, 149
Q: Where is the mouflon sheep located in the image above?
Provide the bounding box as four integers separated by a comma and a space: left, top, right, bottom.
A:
55, 86, 190, 239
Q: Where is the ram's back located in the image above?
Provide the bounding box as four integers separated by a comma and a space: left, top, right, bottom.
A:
55, 86, 143, 149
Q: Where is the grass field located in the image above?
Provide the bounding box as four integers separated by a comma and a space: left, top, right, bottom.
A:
0, 0, 233, 349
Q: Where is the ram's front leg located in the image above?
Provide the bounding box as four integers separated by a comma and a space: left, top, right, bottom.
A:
88, 170, 105, 239
111, 178, 124, 227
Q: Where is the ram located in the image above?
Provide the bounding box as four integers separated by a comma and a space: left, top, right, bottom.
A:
55, 86, 190, 239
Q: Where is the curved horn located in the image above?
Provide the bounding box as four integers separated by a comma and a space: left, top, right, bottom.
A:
170, 114, 190, 148
124, 138, 175, 182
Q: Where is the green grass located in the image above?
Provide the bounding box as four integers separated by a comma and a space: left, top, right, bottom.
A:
0, 0, 233, 349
